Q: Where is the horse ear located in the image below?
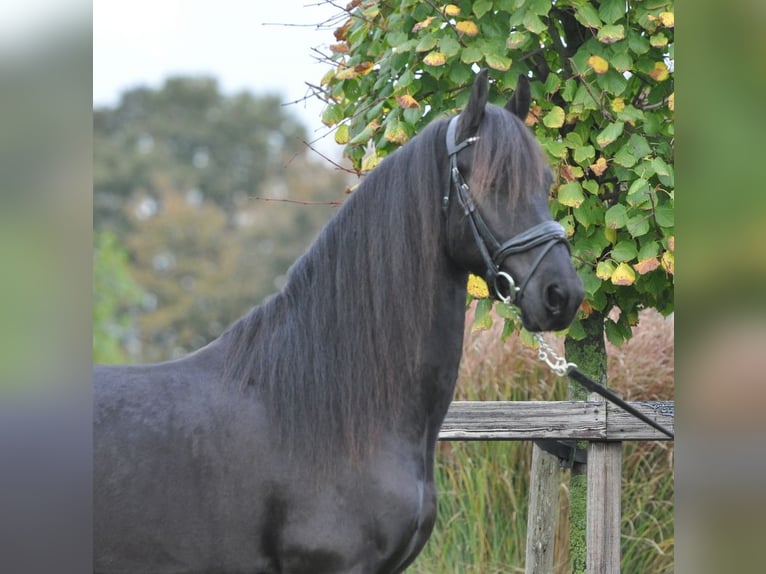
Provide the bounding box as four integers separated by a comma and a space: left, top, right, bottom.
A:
505, 74, 531, 121
457, 69, 489, 140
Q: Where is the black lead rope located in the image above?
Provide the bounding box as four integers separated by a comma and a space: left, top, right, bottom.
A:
567, 367, 675, 439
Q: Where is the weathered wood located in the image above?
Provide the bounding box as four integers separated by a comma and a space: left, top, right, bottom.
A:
586, 441, 622, 573
525, 443, 560, 574
439, 401, 674, 441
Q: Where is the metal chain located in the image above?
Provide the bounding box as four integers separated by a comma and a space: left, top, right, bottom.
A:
533, 332, 577, 377
502, 303, 577, 377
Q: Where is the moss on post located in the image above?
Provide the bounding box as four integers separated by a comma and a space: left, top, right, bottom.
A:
565, 311, 607, 573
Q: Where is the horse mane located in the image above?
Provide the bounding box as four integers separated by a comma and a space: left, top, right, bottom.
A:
221, 104, 547, 463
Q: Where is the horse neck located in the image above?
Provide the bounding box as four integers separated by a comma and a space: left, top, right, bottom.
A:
223, 130, 469, 461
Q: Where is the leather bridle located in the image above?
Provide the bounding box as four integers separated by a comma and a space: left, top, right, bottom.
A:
443, 115, 570, 304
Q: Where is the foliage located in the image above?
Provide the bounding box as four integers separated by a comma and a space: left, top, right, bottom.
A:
319, 0, 674, 346
93, 231, 144, 363
94, 76, 308, 229
94, 78, 347, 362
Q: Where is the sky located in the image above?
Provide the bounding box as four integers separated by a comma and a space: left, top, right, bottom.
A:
93, 0, 346, 157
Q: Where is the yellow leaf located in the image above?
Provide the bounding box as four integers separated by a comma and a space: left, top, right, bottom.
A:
611, 262, 636, 286
596, 261, 616, 281
384, 121, 408, 145
423, 51, 447, 66
412, 16, 435, 33
661, 251, 674, 275
467, 274, 490, 299
658, 11, 674, 28
543, 106, 565, 129
354, 61, 375, 76
443, 4, 461, 17
396, 94, 420, 109
611, 98, 625, 113
335, 65, 357, 80
633, 257, 661, 275
668, 92, 675, 112
649, 61, 669, 82
588, 55, 609, 74
604, 226, 617, 244
361, 149, 381, 172
590, 157, 608, 177
455, 20, 479, 37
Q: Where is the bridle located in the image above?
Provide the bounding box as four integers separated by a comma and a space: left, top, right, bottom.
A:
443, 115, 570, 305
443, 114, 676, 441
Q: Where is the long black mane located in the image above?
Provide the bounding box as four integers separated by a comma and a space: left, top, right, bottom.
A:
222, 105, 546, 461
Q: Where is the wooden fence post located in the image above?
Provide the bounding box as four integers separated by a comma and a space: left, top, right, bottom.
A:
586, 392, 622, 573
525, 443, 560, 574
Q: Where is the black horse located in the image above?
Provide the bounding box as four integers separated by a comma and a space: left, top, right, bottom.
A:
94, 70, 584, 574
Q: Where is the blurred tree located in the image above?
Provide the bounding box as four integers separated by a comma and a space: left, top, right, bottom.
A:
94, 76, 308, 230
93, 231, 144, 363
94, 77, 348, 362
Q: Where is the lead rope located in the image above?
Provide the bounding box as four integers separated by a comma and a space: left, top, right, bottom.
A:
505, 307, 675, 439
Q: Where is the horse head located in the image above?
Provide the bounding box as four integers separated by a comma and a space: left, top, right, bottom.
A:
444, 70, 584, 332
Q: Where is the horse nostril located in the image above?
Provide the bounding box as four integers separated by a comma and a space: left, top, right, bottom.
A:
544, 284, 565, 316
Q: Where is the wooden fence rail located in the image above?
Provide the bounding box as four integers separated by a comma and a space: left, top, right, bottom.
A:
439, 400, 675, 441
438, 399, 675, 574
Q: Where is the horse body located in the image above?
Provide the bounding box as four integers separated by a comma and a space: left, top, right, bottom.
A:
94, 71, 584, 573
95, 277, 465, 574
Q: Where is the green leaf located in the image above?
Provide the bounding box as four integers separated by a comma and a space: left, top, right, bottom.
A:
654, 204, 674, 228
544, 74, 562, 95
596, 121, 625, 148
651, 156, 672, 177
460, 46, 483, 64
439, 35, 461, 57
485, 53, 512, 71
610, 52, 633, 73
495, 301, 517, 320
627, 214, 650, 237
472, 299, 494, 332
598, 0, 627, 25
628, 31, 650, 55
416, 35, 438, 52
605, 318, 630, 347
501, 318, 516, 341
573, 196, 605, 228
628, 177, 649, 196
638, 240, 660, 261
628, 134, 652, 159
575, 5, 602, 29
473, 0, 493, 19
543, 139, 568, 159
322, 104, 344, 127
558, 182, 585, 207
605, 204, 628, 229
522, 11, 547, 34
542, 106, 566, 128
612, 239, 638, 262
613, 144, 637, 168
574, 144, 596, 164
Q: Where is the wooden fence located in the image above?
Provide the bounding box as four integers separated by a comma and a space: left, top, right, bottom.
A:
438, 398, 675, 574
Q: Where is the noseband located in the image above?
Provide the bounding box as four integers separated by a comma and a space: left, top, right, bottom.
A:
443, 115, 569, 304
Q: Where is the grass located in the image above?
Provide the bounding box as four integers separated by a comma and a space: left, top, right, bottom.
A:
408, 309, 674, 573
